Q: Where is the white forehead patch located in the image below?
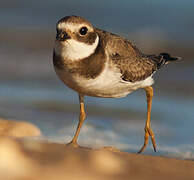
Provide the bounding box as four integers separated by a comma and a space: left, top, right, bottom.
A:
58, 22, 92, 32
54, 35, 99, 61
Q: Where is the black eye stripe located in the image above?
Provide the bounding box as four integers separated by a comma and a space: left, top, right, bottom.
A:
79, 27, 88, 35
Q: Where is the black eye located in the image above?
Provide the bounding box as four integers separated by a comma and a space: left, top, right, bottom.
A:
79, 27, 88, 35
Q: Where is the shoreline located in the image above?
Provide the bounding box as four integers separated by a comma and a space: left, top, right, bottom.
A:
0, 137, 193, 180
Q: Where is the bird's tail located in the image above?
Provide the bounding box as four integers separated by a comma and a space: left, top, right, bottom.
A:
148, 52, 181, 69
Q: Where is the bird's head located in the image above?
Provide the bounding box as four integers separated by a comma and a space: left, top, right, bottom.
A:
54, 15, 99, 61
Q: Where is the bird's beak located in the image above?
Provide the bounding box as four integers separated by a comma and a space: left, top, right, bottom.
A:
56, 30, 70, 41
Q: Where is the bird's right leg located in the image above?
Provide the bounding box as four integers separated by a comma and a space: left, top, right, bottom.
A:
67, 94, 86, 147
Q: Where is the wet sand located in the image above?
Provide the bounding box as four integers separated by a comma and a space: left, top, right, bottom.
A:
0, 118, 193, 180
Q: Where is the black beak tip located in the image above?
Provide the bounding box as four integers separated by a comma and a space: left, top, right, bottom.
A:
56, 31, 70, 41
55, 34, 59, 41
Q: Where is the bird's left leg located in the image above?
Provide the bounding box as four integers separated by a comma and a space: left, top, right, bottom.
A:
138, 86, 157, 153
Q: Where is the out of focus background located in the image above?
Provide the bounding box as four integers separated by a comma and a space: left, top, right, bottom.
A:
0, 0, 194, 159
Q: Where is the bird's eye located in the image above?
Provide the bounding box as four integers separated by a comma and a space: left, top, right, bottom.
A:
79, 27, 88, 36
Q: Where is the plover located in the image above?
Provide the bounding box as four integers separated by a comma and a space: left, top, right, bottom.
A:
53, 15, 180, 153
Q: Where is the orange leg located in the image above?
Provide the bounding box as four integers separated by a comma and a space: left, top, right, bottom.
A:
138, 86, 157, 153
67, 94, 86, 147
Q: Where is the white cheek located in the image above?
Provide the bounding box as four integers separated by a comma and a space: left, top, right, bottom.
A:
54, 35, 99, 61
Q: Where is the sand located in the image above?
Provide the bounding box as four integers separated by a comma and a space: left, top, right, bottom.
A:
0, 118, 193, 180
0, 118, 41, 137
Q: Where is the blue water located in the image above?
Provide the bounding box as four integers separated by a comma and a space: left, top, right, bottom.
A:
0, 0, 194, 159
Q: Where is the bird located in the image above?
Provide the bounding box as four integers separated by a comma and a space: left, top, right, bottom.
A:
53, 15, 180, 153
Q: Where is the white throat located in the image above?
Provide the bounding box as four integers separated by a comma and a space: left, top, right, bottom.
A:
55, 35, 99, 61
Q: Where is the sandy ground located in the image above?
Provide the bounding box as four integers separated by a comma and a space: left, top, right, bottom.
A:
0, 118, 41, 137
0, 118, 193, 180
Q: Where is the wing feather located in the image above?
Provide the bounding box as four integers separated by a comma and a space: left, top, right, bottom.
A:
96, 29, 157, 82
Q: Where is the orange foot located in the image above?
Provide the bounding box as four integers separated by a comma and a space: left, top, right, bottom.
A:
65, 141, 79, 148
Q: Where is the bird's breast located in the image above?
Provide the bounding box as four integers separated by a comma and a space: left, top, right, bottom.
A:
54, 60, 154, 98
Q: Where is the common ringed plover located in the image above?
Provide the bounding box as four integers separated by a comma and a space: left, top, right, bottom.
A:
53, 15, 180, 153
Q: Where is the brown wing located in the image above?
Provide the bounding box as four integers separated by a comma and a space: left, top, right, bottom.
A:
96, 29, 157, 82
96, 28, 142, 58
112, 56, 157, 82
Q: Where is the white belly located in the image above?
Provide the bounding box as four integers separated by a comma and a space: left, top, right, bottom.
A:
55, 63, 154, 98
